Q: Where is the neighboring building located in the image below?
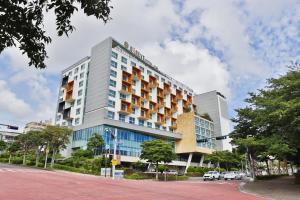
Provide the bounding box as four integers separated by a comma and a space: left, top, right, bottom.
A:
0, 131, 21, 143
55, 37, 231, 169
23, 120, 52, 133
193, 91, 232, 151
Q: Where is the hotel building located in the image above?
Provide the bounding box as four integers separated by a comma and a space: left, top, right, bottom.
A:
55, 37, 230, 169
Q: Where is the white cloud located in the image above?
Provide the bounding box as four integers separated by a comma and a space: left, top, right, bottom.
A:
143, 40, 231, 97
0, 80, 32, 118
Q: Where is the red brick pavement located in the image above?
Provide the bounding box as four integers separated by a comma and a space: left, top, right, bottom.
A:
0, 166, 265, 200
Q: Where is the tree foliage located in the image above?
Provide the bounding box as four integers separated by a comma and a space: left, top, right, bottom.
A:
0, 140, 7, 152
231, 64, 300, 178
87, 133, 104, 157
0, 0, 112, 68
140, 140, 176, 180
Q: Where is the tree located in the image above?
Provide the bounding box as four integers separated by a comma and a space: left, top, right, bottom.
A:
28, 131, 47, 167
140, 140, 176, 180
0, 0, 112, 69
87, 133, 104, 157
17, 133, 34, 165
43, 125, 72, 168
7, 142, 21, 164
0, 140, 7, 155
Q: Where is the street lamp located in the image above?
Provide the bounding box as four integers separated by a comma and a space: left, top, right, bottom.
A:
104, 127, 117, 180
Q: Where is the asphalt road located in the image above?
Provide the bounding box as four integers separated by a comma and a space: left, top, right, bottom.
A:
0, 163, 264, 200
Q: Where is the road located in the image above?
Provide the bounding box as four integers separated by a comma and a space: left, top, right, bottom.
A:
0, 163, 264, 200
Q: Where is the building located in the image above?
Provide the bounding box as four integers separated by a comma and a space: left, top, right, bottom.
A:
23, 120, 52, 133
193, 91, 232, 151
0, 131, 21, 143
55, 37, 230, 169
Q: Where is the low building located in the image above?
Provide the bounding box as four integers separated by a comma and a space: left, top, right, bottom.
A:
0, 131, 21, 143
23, 120, 52, 133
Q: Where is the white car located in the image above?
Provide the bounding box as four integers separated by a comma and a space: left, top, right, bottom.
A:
203, 171, 220, 181
224, 172, 237, 180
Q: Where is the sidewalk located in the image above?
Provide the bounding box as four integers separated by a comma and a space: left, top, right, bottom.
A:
240, 176, 300, 200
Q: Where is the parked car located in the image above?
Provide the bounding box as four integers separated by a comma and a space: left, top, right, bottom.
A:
219, 172, 227, 179
203, 171, 220, 181
224, 172, 237, 180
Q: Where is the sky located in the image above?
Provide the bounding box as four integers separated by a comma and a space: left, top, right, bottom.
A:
1, 0, 300, 132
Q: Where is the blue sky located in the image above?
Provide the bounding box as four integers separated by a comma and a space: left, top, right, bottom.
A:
1, 0, 300, 131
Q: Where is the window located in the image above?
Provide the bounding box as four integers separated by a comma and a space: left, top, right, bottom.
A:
119, 114, 125, 122
162, 126, 166, 130
75, 68, 79, 74
111, 51, 118, 59
142, 75, 144, 79
76, 108, 80, 115
77, 99, 82, 105
132, 108, 136, 114
68, 71, 72, 76
79, 81, 84, 87
81, 64, 85, 70
147, 70, 152, 75
139, 120, 144, 126
161, 78, 165, 82
139, 66, 144, 72
155, 124, 160, 129
110, 69, 117, 78
111, 60, 117, 68
74, 75, 77, 80
120, 93, 127, 100
130, 61, 136, 67
109, 89, 116, 97
121, 65, 127, 71
78, 89, 83, 96
132, 80, 136, 86
121, 57, 127, 64
108, 100, 115, 108
107, 111, 114, 119
129, 117, 135, 124
184, 90, 187, 94
132, 89, 136, 94
173, 84, 177, 89
75, 118, 80, 125
147, 122, 152, 128
80, 72, 84, 79
155, 74, 159, 79
109, 79, 116, 87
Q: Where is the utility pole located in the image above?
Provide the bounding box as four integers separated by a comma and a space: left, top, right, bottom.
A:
112, 128, 117, 180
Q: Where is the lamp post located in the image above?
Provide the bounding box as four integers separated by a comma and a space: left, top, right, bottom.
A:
104, 127, 117, 180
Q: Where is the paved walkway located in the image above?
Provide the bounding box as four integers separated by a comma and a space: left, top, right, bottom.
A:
241, 176, 300, 200
0, 163, 264, 200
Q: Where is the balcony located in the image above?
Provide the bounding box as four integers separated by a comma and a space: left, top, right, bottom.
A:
149, 75, 158, 88
187, 94, 193, 104
141, 91, 149, 102
122, 71, 132, 84
58, 101, 65, 113
164, 83, 171, 94
65, 91, 74, 103
171, 103, 178, 113
155, 114, 165, 125
157, 88, 164, 98
169, 123, 177, 130
157, 97, 164, 108
138, 108, 150, 120
176, 89, 183, 100
164, 107, 172, 118
61, 76, 69, 88
132, 66, 142, 81
118, 100, 132, 115
63, 107, 73, 120
119, 84, 132, 95
131, 95, 141, 108
141, 80, 150, 92
149, 101, 158, 113
171, 94, 177, 103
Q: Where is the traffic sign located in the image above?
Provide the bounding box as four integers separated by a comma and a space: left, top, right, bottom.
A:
111, 159, 117, 166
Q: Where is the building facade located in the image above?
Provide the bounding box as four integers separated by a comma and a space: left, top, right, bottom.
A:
0, 131, 21, 143
193, 91, 232, 151
55, 37, 231, 168
23, 120, 52, 133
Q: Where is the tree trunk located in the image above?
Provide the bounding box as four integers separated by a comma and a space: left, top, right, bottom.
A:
44, 149, 48, 169
51, 149, 56, 168
155, 162, 159, 181
266, 160, 270, 175
248, 151, 255, 180
290, 163, 294, 175
284, 160, 288, 174
22, 152, 26, 165
9, 154, 12, 164
278, 160, 281, 174
35, 149, 40, 167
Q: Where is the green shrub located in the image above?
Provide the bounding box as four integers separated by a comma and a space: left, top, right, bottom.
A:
54, 164, 92, 174
158, 175, 188, 181
11, 157, 23, 164
0, 152, 9, 159
124, 173, 149, 180
0, 158, 9, 163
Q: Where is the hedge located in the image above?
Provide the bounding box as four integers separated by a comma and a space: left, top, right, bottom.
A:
256, 174, 288, 180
